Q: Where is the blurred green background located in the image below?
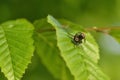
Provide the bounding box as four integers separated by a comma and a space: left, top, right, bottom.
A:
0, 0, 120, 80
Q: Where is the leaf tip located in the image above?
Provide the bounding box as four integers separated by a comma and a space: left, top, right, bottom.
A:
47, 15, 62, 28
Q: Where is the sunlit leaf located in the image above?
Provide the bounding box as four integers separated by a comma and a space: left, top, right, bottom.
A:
34, 19, 74, 80
0, 19, 34, 80
47, 15, 110, 80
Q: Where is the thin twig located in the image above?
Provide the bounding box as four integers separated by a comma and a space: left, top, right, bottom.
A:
85, 26, 120, 33
36, 26, 120, 34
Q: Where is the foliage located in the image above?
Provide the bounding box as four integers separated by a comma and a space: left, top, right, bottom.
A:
0, 19, 34, 80
47, 15, 109, 80
0, 14, 119, 80
34, 19, 73, 80
0, 0, 120, 80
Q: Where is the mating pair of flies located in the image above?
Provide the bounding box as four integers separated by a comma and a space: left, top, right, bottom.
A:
70, 32, 86, 45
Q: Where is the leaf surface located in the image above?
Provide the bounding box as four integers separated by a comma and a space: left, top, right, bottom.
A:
34, 19, 74, 80
0, 19, 34, 80
47, 15, 110, 80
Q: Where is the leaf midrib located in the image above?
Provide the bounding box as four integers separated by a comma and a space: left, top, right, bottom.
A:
37, 33, 55, 48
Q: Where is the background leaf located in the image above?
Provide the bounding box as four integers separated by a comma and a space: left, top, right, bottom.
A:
22, 53, 55, 80
34, 19, 74, 80
48, 15, 110, 80
0, 19, 34, 80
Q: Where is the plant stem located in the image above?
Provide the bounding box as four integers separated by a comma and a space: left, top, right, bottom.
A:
85, 26, 120, 33
37, 26, 120, 33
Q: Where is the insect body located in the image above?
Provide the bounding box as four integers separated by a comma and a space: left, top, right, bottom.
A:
72, 32, 86, 45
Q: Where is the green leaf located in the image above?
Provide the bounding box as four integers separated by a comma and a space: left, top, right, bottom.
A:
34, 19, 74, 80
22, 54, 56, 80
0, 19, 34, 80
47, 15, 110, 80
